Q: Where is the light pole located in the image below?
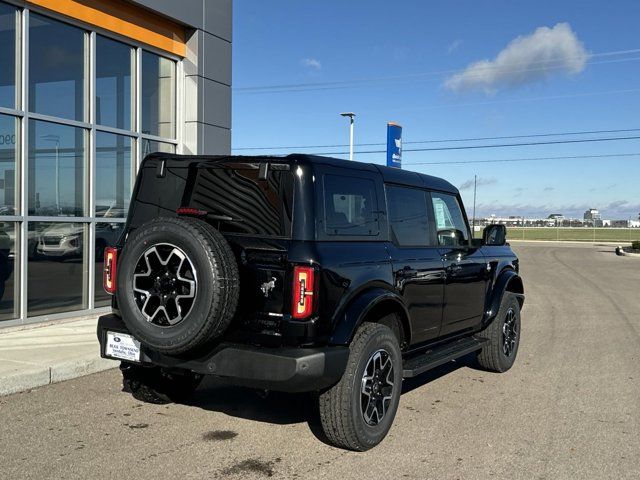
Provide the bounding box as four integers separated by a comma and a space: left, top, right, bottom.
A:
340, 112, 356, 160
41, 134, 60, 214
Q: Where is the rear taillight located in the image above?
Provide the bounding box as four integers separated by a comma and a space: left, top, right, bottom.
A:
292, 266, 315, 319
103, 247, 118, 295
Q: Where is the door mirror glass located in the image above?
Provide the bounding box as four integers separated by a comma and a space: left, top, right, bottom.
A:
483, 224, 507, 246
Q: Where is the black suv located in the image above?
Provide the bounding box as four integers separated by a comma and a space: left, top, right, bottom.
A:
98, 153, 524, 451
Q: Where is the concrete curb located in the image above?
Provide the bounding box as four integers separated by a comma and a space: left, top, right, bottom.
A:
0, 317, 119, 397
0, 357, 117, 397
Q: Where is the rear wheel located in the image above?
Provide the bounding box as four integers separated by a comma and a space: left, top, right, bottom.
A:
318, 323, 402, 451
121, 363, 202, 404
477, 292, 521, 372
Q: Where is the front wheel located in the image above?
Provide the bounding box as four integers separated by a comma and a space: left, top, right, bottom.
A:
318, 323, 402, 451
476, 292, 521, 372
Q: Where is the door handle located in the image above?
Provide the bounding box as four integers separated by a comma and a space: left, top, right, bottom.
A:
447, 264, 463, 273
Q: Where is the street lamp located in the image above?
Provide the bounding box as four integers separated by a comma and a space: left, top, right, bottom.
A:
41, 134, 60, 214
340, 112, 356, 161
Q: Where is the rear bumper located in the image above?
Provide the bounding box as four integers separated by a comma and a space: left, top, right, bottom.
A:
97, 314, 349, 393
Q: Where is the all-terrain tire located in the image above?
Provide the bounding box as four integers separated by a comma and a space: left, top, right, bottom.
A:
116, 216, 239, 355
121, 363, 203, 404
318, 323, 402, 451
477, 292, 521, 372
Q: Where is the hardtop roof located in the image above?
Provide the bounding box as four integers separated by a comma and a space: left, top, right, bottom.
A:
147, 153, 459, 194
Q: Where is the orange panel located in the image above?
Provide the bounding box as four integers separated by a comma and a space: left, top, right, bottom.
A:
27, 0, 187, 57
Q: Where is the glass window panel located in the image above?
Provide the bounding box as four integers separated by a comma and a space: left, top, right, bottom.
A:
96, 132, 132, 218
94, 222, 124, 307
387, 186, 430, 246
0, 3, 17, 108
29, 13, 86, 121
0, 221, 18, 321
28, 222, 87, 316
141, 139, 175, 158
323, 174, 379, 236
141, 51, 175, 138
0, 113, 18, 215
28, 120, 86, 217
431, 193, 470, 247
96, 35, 133, 130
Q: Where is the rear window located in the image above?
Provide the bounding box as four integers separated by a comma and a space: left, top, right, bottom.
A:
188, 163, 294, 237
323, 174, 379, 236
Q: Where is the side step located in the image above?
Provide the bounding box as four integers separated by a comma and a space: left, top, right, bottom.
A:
402, 336, 488, 378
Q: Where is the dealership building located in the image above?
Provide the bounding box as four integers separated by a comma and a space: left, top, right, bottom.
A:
0, 0, 232, 327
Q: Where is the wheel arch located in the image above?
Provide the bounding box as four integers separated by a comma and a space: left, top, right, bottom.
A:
483, 268, 525, 327
329, 288, 411, 348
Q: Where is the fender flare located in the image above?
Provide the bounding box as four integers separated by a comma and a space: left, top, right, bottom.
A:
329, 288, 411, 346
483, 269, 524, 327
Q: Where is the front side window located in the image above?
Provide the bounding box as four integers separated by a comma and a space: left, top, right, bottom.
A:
386, 185, 430, 246
0, 2, 17, 108
141, 51, 176, 138
431, 193, 469, 247
324, 174, 379, 236
29, 13, 86, 121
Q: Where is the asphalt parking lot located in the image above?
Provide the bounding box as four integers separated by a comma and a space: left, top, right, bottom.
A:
0, 242, 638, 480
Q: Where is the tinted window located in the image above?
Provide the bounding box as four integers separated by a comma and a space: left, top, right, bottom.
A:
28, 120, 86, 216
95, 132, 132, 218
96, 35, 133, 130
431, 193, 469, 246
0, 113, 18, 215
0, 3, 17, 108
141, 51, 175, 138
324, 174, 379, 236
386, 186, 430, 246
189, 163, 294, 237
29, 14, 86, 121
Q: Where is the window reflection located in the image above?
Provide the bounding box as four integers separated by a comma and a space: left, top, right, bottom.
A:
96, 35, 133, 130
0, 3, 17, 108
0, 114, 18, 215
96, 132, 131, 218
28, 120, 86, 217
94, 222, 124, 307
141, 51, 175, 138
29, 13, 86, 121
141, 139, 175, 157
0, 221, 17, 321
28, 222, 87, 316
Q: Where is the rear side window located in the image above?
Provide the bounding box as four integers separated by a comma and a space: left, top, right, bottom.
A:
323, 174, 379, 236
386, 185, 430, 246
431, 192, 469, 246
189, 163, 294, 237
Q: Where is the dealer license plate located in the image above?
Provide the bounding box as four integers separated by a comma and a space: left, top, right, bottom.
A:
105, 331, 141, 362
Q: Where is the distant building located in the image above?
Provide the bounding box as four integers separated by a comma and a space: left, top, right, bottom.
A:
584, 208, 602, 227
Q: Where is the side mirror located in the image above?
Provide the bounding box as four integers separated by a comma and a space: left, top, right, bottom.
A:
483, 224, 507, 246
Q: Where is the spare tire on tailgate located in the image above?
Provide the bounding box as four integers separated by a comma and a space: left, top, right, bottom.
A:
116, 216, 239, 355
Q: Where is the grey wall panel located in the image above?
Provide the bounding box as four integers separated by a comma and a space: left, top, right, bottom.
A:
128, 0, 204, 29
202, 31, 231, 86
199, 122, 231, 154
201, 76, 231, 129
204, 0, 232, 41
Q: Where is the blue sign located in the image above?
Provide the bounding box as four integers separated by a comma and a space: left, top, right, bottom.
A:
386, 123, 402, 168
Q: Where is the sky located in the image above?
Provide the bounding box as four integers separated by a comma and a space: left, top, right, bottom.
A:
232, 0, 640, 220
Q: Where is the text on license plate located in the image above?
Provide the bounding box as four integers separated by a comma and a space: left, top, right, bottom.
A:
105, 331, 141, 362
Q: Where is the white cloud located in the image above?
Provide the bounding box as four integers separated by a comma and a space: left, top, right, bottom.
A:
444, 23, 588, 94
300, 58, 322, 70
447, 39, 463, 54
